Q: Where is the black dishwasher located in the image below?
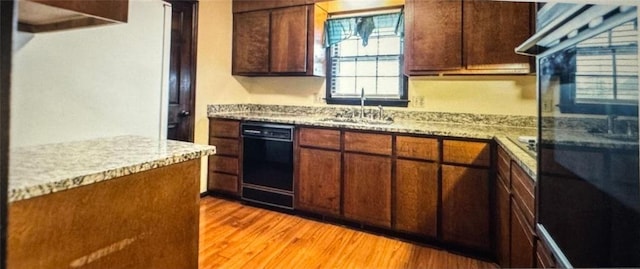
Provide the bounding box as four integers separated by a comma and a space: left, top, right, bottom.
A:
241, 122, 294, 209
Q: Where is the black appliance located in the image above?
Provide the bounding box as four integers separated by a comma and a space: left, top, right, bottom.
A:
241, 122, 295, 209
517, 4, 639, 268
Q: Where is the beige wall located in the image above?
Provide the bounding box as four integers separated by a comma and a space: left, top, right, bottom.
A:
195, 0, 250, 192
195, 0, 537, 191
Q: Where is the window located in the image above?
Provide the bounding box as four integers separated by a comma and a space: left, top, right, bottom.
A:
324, 9, 408, 107
557, 19, 639, 115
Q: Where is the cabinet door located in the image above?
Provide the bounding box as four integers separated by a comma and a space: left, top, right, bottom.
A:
270, 5, 308, 73
344, 153, 392, 228
511, 201, 535, 268
496, 175, 511, 268
441, 165, 490, 250
395, 159, 438, 237
404, 0, 462, 74
463, 0, 533, 73
232, 10, 270, 74
297, 148, 341, 215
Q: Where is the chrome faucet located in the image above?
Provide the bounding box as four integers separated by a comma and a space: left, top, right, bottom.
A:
360, 88, 366, 119
378, 105, 384, 120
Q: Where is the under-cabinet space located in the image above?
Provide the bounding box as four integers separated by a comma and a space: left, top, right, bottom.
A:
18, 0, 128, 33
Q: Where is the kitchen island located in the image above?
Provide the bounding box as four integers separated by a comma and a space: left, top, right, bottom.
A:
7, 136, 215, 269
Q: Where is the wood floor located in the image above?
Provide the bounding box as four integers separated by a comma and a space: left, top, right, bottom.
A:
198, 197, 498, 269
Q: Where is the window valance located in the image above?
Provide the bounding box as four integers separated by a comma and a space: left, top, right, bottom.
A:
324, 10, 404, 48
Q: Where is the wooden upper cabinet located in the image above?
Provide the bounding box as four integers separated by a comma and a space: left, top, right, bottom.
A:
404, 0, 534, 75
232, 4, 327, 76
18, 0, 128, 33
463, 0, 534, 73
271, 6, 308, 73
232, 10, 271, 74
233, 0, 317, 13
404, 0, 462, 74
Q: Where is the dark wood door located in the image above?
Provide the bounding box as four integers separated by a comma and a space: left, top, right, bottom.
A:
0, 1, 15, 265
270, 5, 308, 73
395, 159, 438, 237
343, 153, 392, 228
441, 165, 490, 251
167, 1, 197, 142
404, 0, 462, 74
232, 10, 270, 74
463, 0, 533, 72
297, 147, 341, 215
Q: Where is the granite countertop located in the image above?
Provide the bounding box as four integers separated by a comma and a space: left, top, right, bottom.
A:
9, 135, 216, 202
209, 111, 539, 179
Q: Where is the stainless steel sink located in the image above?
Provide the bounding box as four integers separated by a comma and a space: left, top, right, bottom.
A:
317, 117, 394, 125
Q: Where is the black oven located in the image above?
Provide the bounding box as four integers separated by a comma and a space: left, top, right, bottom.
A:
517, 4, 639, 268
241, 122, 294, 209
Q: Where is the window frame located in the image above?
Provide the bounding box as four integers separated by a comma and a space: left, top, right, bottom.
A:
557, 28, 639, 116
324, 10, 408, 107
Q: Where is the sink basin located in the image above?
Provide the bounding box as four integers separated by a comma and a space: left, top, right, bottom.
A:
318, 117, 394, 125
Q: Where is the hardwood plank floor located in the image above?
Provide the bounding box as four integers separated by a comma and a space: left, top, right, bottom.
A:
199, 197, 498, 269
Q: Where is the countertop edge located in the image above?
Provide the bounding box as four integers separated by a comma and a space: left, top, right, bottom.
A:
9, 141, 216, 203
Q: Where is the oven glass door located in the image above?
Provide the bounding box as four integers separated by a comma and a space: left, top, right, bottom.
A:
242, 137, 293, 191
537, 18, 640, 268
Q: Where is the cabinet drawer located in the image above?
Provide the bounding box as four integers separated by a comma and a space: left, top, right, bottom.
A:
208, 172, 239, 194
299, 128, 340, 150
209, 137, 239, 156
396, 136, 439, 161
443, 140, 491, 167
497, 146, 511, 186
208, 156, 239, 175
210, 119, 240, 138
512, 163, 535, 228
344, 132, 392, 156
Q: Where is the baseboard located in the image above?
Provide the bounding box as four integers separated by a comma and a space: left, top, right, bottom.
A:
199, 191, 210, 198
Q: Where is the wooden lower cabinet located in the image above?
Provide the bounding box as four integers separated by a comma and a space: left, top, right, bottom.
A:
8, 160, 200, 268
511, 201, 535, 268
496, 175, 511, 267
394, 159, 438, 237
208, 118, 240, 196
441, 164, 491, 251
343, 153, 392, 228
296, 147, 341, 215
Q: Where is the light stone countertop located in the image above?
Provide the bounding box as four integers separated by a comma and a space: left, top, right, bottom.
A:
209, 111, 539, 179
9, 135, 216, 202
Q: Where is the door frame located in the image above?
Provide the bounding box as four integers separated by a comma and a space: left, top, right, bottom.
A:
168, 0, 198, 142
0, 0, 15, 267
